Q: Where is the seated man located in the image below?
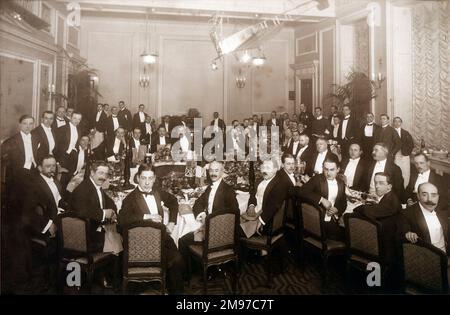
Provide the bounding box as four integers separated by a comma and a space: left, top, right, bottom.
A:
293, 156, 347, 241
178, 161, 239, 268
118, 164, 184, 294
354, 172, 401, 265
151, 126, 170, 153
403, 152, 448, 208
398, 182, 449, 255
304, 138, 339, 177
106, 127, 126, 162
340, 142, 368, 192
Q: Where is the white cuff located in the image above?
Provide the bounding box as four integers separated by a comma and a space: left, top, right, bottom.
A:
258, 216, 265, 226
102, 210, 106, 221
42, 219, 53, 234
195, 212, 206, 221
107, 156, 116, 162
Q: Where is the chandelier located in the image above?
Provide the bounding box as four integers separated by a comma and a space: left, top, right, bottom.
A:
139, 10, 158, 88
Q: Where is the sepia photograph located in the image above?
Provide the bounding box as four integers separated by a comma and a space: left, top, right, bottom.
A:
0, 0, 449, 299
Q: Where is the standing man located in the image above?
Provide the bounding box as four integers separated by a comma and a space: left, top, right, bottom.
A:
266, 111, 280, 127
211, 112, 226, 133
392, 117, 414, 188
117, 101, 132, 132
298, 103, 313, 132
32, 111, 56, 163
305, 138, 338, 177
337, 105, 360, 160
52, 106, 68, 129
309, 107, 330, 141
360, 113, 380, 161
132, 104, 148, 135
374, 114, 401, 158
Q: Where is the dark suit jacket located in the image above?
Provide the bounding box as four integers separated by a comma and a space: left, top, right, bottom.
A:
55, 123, 82, 163
354, 191, 401, 263
299, 111, 313, 128
294, 174, 347, 217
150, 134, 170, 153
118, 187, 178, 226
1, 132, 38, 173
398, 128, 414, 156
297, 144, 315, 162
210, 118, 226, 131
71, 178, 117, 249
192, 180, 239, 218
404, 169, 448, 206
105, 138, 125, 160
366, 159, 404, 198
117, 108, 132, 131
132, 112, 148, 132
360, 123, 381, 158
105, 116, 127, 143
32, 125, 56, 163
65, 146, 87, 175
266, 118, 281, 127
340, 157, 369, 192
90, 110, 107, 132
22, 174, 69, 236
51, 116, 69, 130
337, 115, 360, 143
304, 150, 339, 177
309, 117, 330, 138
397, 203, 449, 254
285, 140, 302, 158
374, 125, 401, 156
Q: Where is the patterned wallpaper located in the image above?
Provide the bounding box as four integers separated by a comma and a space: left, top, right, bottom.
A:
354, 19, 370, 75
412, 1, 450, 150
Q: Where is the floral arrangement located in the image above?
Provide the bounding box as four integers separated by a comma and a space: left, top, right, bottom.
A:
222, 160, 262, 191
154, 145, 172, 162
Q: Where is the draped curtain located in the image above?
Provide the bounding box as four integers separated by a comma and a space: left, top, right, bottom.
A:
412, 1, 450, 150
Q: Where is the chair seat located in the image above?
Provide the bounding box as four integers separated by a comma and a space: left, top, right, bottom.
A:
240, 234, 283, 247
189, 245, 235, 260
304, 237, 346, 251
64, 252, 112, 265
127, 267, 162, 276
349, 254, 372, 266
286, 222, 296, 230
30, 237, 47, 247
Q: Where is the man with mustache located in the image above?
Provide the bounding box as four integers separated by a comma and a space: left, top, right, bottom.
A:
398, 182, 449, 254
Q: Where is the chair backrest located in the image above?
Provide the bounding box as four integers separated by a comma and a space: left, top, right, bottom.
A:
344, 214, 382, 261
58, 214, 89, 254
300, 203, 323, 240
204, 212, 238, 256
270, 201, 286, 236
123, 221, 165, 271
402, 241, 449, 293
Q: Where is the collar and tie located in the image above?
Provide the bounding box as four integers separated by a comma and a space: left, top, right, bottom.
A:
56, 118, 65, 122
367, 123, 373, 126
140, 190, 154, 197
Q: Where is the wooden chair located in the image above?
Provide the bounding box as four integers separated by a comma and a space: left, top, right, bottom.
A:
240, 202, 286, 287
299, 203, 346, 283
188, 212, 239, 294
56, 213, 116, 293
122, 221, 166, 294
401, 240, 449, 294
344, 213, 386, 291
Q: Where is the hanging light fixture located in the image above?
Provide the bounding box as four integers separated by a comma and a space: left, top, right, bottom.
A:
139, 9, 158, 88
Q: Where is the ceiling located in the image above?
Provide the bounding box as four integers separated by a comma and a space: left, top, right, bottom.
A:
55, 0, 336, 25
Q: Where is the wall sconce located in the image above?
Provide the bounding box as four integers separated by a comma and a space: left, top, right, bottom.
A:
372, 58, 385, 89
235, 68, 246, 88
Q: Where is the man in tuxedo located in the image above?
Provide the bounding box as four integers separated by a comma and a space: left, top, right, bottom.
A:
331, 115, 341, 141
118, 164, 184, 294
296, 134, 314, 163
151, 126, 170, 153
360, 113, 380, 161
366, 143, 404, 200
354, 172, 402, 266
117, 101, 132, 132
329, 105, 342, 128
392, 117, 414, 188
340, 143, 368, 192
66, 107, 74, 120
132, 104, 148, 134
298, 103, 313, 131
403, 152, 448, 208
22, 155, 70, 291
159, 115, 172, 135
266, 111, 280, 128
32, 111, 56, 163
105, 106, 125, 144
60, 135, 90, 190
1, 115, 38, 291
309, 107, 330, 141
141, 115, 154, 145
178, 161, 239, 265
293, 156, 347, 241
71, 161, 118, 252
284, 129, 302, 158
305, 138, 338, 177
55, 112, 83, 189
90, 103, 107, 133
374, 114, 401, 158
106, 127, 126, 162
337, 105, 360, 160
210, 111, 226, 134
52, 106, 69, 130
398, 182, 449, 254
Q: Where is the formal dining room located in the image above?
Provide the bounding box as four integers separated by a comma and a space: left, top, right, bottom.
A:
0, 0, 449, 297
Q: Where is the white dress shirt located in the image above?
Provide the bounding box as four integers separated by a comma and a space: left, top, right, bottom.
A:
180, 134, 189, 152
254, 176, 275, 213
41, 124, 55, 154
133, 138, 141, 151
66, 123, 78, 154
344, 157, 360, 188
165, 122, 170, 132
395, 127, 402, 138
139, 112, 145, 123
207, 179, 222, 215
159, 136, 166, 145
285, 170, 296, 185
271, 118, 277, 126
333, 124, 339, 139
292, 141, 299, 156
145, 123, 152, 135
413, 169, 431, 193
369, 159, 387, 193
341, 115, 350, 139
96, 111, 102, 122
314, 150, 328, 174
213, 118, 219, 132
40, 174, 62, 233
139, 188, 159, 217
364, 123, 374, 137
323, 179, 338, 222
75, 147, 85, 174
89, 178, 107, 223
113, 137, 121, 155
419, 203, 446, 252
112, 116, 119, 131
56, 118, 66, 128
21, 131, 36, 169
